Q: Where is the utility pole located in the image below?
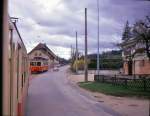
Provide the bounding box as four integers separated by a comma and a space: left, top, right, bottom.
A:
72, 47, 75, 64
84, 8, 88, 82
70, 45, 74, 68
70, 45, 72, 61
97, 0, 100, 76
75, 31, 78, 74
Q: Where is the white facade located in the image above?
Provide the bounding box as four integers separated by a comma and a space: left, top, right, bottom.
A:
28, 50, 55, 68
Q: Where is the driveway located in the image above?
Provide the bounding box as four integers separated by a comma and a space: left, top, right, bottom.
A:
25, 66, 121, 116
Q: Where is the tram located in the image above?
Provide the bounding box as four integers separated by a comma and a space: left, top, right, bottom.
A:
30, 57, 49, 73
2, 12, 30, 116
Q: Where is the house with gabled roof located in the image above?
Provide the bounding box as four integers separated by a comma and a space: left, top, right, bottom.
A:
28, 43, 59, 68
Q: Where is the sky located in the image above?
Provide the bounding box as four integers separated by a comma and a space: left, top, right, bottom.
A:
9, 0, 150, 59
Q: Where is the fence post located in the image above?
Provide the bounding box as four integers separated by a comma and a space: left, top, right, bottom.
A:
111, 77, 114, 85
143, 77, 146, 91
98, 75, 100, 82
102, 75, 104, 83
124, 78, 127, 88
114, 75, 116, 85
96, 75, 98, 81
94, 75, 96, 81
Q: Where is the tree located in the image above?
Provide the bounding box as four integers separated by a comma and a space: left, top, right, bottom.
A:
73, 59, 84, 70
132, 16, 150, 59
122, 21, 132, 41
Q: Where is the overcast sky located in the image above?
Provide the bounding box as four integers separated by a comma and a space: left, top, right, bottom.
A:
9, 0, 150, 59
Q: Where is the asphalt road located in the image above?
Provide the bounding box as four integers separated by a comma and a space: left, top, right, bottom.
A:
25, 66, 121, 116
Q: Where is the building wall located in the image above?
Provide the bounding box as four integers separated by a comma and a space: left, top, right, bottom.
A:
134, 59, 150, 75
49, 59, 54, 68
123, 61, 128, 75
29, 50, 49, 59
123, 59, 150, 75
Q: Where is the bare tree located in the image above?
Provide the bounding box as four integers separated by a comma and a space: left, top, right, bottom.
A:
132, 16, 150, 59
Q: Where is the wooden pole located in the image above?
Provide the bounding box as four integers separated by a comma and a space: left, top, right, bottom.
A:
70, 45, 72, 62
84, 8, 88, 82
75, 31, 78, 73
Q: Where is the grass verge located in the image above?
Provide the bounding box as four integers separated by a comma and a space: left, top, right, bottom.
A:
78, 82, 150, 99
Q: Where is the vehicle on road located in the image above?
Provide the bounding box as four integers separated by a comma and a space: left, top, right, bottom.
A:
2, 16, 30, 116
53, 66, 59, 71
30, 57, 49, 73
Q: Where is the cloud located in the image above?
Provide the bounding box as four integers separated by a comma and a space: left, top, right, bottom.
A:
9, 0, 150, 59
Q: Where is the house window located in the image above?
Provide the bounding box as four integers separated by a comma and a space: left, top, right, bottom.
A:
35, 52, 37, 56
39, 53, 42, 56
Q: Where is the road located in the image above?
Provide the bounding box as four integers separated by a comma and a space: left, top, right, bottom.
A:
25, 66, 121, 116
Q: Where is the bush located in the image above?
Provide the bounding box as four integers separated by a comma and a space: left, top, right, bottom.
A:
73, 59, 84, 71
72, 59, 91, 71
88, 59, 123, 70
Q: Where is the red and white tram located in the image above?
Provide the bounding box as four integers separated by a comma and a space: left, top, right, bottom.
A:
30, 57, 49, 73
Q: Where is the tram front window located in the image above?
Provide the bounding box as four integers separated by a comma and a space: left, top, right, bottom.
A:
37, 62, 41, 66
30, 62, 36, 66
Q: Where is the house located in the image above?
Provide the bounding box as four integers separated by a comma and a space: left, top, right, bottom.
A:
121, 18, 150, 76
28, 43, 59, 69
121, 33, 150, 76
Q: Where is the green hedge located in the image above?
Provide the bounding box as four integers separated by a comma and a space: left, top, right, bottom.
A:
88, 59, 123, 70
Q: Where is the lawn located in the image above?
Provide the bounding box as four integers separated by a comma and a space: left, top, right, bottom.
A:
78, 82, 150, 99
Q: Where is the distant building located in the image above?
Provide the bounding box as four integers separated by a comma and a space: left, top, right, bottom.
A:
121, 37, 150, 75
28, 43, 59, 69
